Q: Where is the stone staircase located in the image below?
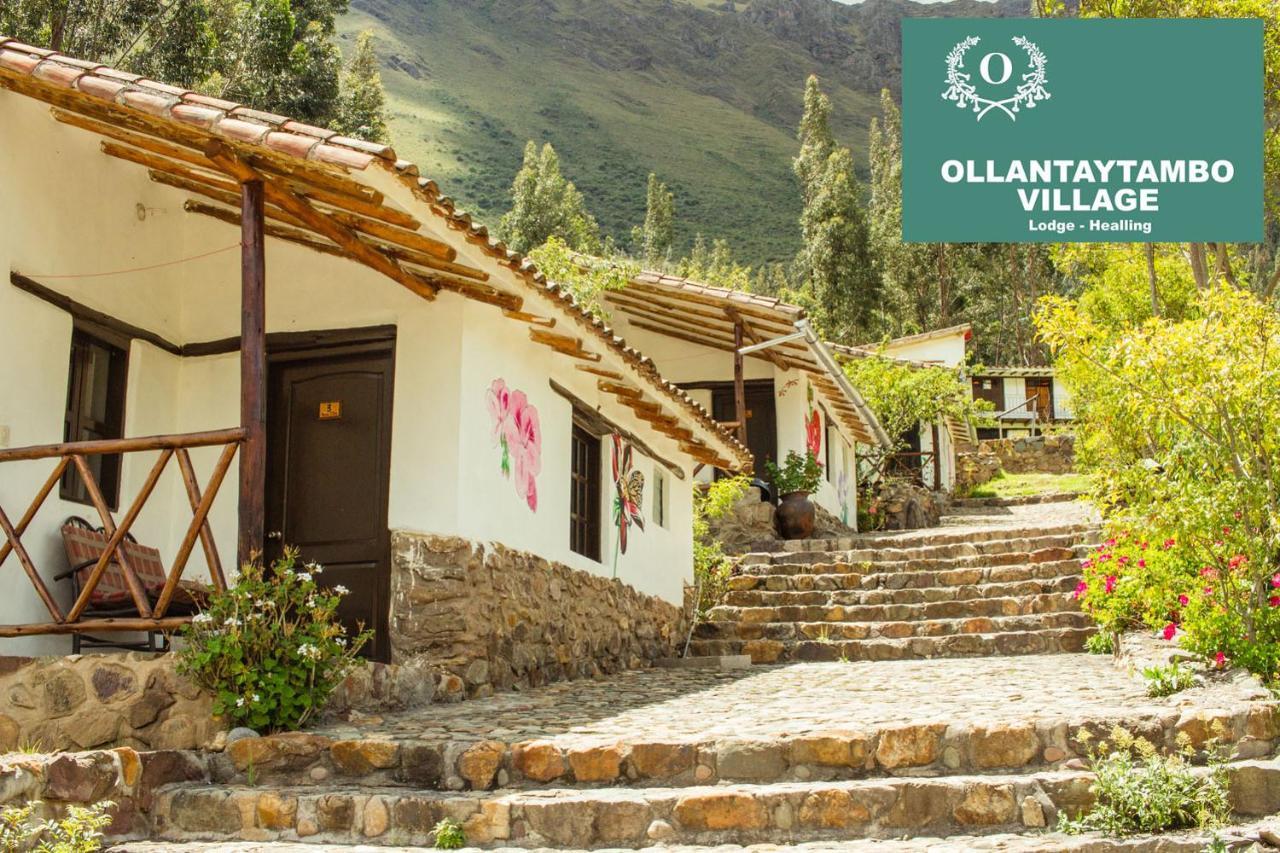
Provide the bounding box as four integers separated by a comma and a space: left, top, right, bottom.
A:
690, 517, 1101, 664
45, 502, 1280, 850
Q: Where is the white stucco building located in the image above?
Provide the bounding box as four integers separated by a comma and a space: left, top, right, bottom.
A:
0, 40, 748, 660
603, 275, 890, 527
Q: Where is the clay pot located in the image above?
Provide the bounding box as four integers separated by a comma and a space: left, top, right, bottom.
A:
775, 491, 816, 540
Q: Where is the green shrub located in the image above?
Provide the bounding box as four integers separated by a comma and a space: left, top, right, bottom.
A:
432, 817, 466, 850
1040, 286, 1280, 682
177, 549, 372, 732
692, 475, 750, 619
765, 451, 823, 495
1143, 663, 1197, 697
1084, 631, 1115, 655
1058, 726, 1231, 837
1, 801, 114, 852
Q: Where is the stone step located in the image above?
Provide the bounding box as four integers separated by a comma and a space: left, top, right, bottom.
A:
750, 523, 1099, 560
743, 544, 1088, 576
707, 592, 1081, 627
195, 697, 1279, 796
747, 514, 1100, 555
697, 611, 1092, 643
148, 757, 1280, 848
731, 560, 1083, 595
688, 626, 1097, 663
723, 572, 1082, 607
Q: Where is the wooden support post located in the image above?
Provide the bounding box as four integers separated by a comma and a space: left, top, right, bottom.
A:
733, 319, 748, 446
238, 180, 267, 567
931, 423, 943, 491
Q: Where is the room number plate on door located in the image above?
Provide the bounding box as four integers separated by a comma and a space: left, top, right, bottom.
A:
318, 401, 342, 420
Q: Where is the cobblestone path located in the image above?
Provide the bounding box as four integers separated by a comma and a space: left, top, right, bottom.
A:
118, 500, 1280, 850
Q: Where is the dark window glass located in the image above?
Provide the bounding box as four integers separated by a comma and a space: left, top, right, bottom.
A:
569, 424, 601, 561
61, 329, 128, 509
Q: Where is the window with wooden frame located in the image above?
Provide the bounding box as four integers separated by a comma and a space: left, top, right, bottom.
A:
652, 466, 668, 529
569, 422, 602, 561
61, 326, 129, 509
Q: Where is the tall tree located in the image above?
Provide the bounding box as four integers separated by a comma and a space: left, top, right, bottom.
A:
500, 141, 601, 255
793, 75, 879, 344
335, 30, 389, 143
0, 0, 389, 134
640, 173, 675, 266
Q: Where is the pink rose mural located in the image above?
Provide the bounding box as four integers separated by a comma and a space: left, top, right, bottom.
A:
487, 378, 541, 512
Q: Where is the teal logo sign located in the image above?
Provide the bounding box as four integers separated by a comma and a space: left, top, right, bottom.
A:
902, 19, 1263, 242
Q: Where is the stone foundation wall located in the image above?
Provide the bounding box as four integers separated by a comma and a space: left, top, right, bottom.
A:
705, 488, 777, 554
869, 481, 946, 531
955, 448, 1002, 491
388, 531, 686, 697
0, 653, 216, 754
980, 435, 1075, 475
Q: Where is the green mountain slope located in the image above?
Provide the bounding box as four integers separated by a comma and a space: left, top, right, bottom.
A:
337, 0, 1025, 265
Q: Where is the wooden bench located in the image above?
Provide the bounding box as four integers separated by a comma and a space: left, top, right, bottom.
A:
58, 517, 210, 653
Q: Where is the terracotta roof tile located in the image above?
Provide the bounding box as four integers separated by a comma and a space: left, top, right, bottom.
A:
182, 92, 239, 112
229, 105, 290, 126
137, 79, 189, 97
310, 142, 374, 170
74, 74, 126, 102
32, 59, 84, 88
263, 130, 320, 159
0, 35, 750, 468
170, 103, 223, 129
2, 41, 54, 57
118, 88, 176, 116
213, 116, 270, 144
280, 120, 336, 140
0, 49, 42, 75
326, 135, 395, 160
95, 66, 142, 83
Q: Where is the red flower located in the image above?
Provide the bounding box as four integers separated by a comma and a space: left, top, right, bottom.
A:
1228, 554, 1246, 570
1117, 555, 1130, 566
1162, 538, 1176, 550
1203, 587, 1214, 597
1104, 575, 1117, 594
1272, 573, 1280, 589
1073, 581, 1088, 600
1222, 526, 1232, 535
1200, 566, 1217, 578
1105, 537, 1117, 547
1270, 596, 1280, 608
1137, 559, 1146, 569
1214, 651, 1227, 668
1178, 594, 1190, 607
1162, 623, 1177, 641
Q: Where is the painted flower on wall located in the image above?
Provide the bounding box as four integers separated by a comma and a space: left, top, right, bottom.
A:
487, 378, 541, 512
804, 383, 822, 460
611, 434, 645, 573
837, 468, 850, 525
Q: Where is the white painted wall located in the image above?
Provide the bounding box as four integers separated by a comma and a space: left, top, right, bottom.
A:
1053, 377, 1074, 420
0, 89, 704, 654
612, 318, 859, 526
880, 333, 968, 367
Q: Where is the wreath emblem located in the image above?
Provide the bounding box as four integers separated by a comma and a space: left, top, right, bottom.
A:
942, 36, 1050, 122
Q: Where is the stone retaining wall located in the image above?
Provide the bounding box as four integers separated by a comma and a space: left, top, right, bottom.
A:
980, 435, 1076, 475
388, 531, 686, 698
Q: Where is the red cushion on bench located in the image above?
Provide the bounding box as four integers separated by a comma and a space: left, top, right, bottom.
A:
59, 524, 204, 607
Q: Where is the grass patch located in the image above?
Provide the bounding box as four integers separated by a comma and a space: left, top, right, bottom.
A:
965, 471, 1091, 499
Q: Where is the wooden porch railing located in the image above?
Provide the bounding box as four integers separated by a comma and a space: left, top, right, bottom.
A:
886, 450, 940, 490
0, 428, 243, 637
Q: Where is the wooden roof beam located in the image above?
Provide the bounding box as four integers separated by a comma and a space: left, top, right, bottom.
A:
724, 306, 790, 372
528, 328, 602, 362
204, 139, 437, 301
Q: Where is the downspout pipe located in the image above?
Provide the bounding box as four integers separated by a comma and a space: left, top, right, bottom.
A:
795, 319, 893, 450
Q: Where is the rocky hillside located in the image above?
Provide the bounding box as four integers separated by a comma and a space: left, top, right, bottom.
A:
338, 0, 1026, 264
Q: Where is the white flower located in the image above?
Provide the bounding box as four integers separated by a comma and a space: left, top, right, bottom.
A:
223, 617, 238, 627
333, 585, 350, 596
295, 572, 313, 583
192, 613, 213, 625
235, 697, 246, 708
336, 637, 347, 648
252, 694, 261, 702
306, 561, 324, 574
297, 643, 321, 661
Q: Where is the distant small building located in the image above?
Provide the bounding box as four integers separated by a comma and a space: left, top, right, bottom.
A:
831, 324, 975, 494
970, 367, 1073, 439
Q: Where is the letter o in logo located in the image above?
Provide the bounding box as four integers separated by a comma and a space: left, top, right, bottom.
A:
980, 52, 1013, 86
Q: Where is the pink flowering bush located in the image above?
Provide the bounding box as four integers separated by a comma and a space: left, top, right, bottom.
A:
1040, 287, 1280, 683
1078, 525, 1280, 680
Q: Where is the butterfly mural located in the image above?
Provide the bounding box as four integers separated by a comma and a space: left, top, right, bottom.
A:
611, 434, 645, 574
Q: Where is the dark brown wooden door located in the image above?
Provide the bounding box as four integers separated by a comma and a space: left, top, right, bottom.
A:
712, 381, 777, 476
1026, 378, 1053, 421
266, 342, 395, 662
